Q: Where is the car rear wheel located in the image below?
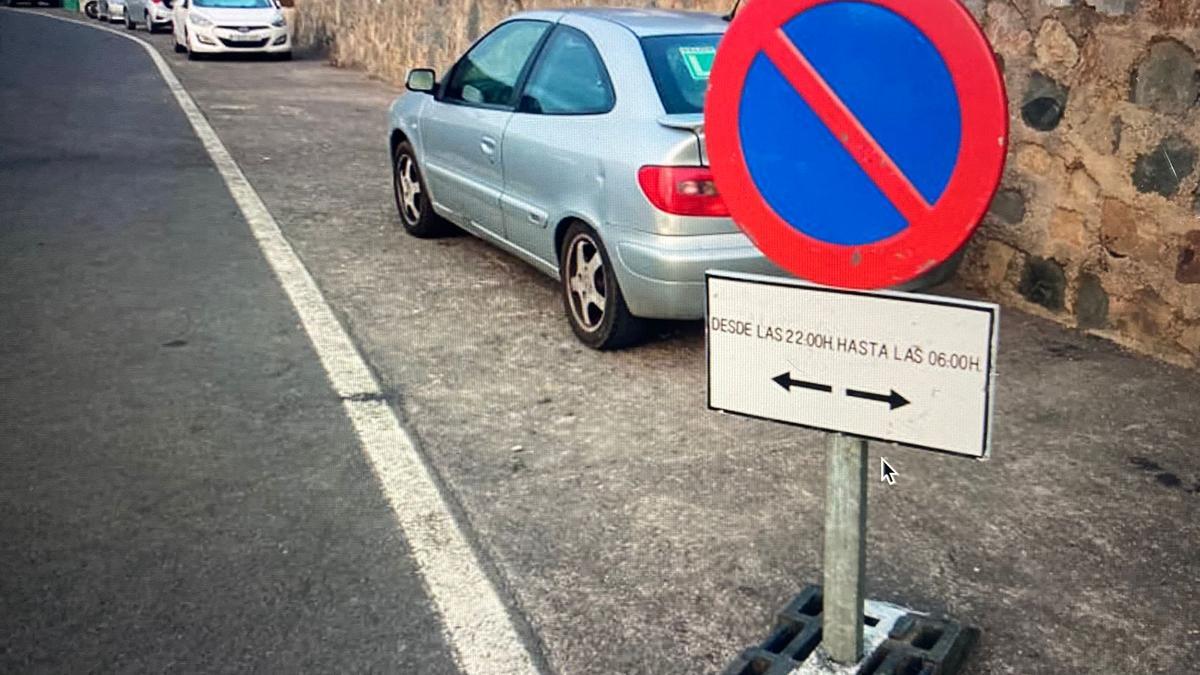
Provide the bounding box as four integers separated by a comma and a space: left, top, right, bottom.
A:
559, 222, 645, 350
84, 1, 97, 16
124, 13, 135, 29
392, 141, 450, 238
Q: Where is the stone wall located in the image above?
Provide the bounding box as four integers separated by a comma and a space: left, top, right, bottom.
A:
293, 0, 1200, 367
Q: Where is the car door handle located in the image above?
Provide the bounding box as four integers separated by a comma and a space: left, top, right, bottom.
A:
480, 136, 497, 158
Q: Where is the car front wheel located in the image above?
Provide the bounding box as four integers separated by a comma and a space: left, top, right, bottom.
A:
559, 222, 645, 350
392, 141, 450, 238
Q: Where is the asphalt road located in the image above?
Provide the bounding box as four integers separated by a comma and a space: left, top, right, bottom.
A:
0, 11, 462, 673
3, 8, 1200, 675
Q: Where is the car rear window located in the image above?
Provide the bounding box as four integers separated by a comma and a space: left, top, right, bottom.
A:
640, 34, 721, 115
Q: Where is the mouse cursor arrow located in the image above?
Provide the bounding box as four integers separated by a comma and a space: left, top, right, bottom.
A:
880, 458, 898, 486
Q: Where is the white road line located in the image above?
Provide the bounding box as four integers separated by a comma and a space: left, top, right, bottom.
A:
4, 10, 542, 675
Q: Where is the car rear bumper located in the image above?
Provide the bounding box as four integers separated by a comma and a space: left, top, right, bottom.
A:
609, 228, 786, 320
607, 227, 965, 320
106, 4, 124, 17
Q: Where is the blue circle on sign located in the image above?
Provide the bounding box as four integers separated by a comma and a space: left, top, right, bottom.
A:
738, 2, 963, 246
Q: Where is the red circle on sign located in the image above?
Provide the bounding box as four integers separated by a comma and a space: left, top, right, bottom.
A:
705, 0, 1008, 289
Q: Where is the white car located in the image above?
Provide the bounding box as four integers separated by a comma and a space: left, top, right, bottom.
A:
124, 0, 173, 33
172, 0, 291, 60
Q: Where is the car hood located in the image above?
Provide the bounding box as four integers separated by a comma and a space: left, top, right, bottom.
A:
190, 7, 280, 23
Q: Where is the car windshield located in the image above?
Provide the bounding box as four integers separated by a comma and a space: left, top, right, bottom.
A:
193, 0, 272, 8
640, 34, 721, 115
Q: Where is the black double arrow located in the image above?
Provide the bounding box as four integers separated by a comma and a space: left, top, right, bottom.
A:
772, 371, 910, 411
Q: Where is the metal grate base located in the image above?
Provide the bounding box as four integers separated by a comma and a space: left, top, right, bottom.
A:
724, 585, 978, 675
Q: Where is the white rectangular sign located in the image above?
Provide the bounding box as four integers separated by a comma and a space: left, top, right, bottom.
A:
706, 271, 999, 458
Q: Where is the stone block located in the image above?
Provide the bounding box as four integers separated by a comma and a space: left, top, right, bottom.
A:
1178, 231, 1200, 284
1075, 272, 1109, 328
1132, 134, 1197, 197
1100, 198, 1159, 261
1019, 257, 1067, 310
986, 3, 1033, 55
1124, 288, 1174, 337
1015, 143, 1060, 176
977, 240, 1020, 288
1131, 39, 1198, 117
1035, 19, 1080, 75
990, 188, 1027, 224
1069, 169, 1100, 207
1022, 71, 1070, 132
1049, 208, 1088, 251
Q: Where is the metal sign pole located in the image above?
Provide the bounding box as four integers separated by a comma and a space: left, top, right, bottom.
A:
823, 432, 868, 663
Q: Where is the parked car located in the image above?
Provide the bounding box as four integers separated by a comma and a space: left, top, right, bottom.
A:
172, 0, 290, 60
124, 0, 173, 33
97, 0, 124, 22
388, 9, 961, 350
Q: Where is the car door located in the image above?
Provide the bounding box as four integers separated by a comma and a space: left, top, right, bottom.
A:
502, 25, 615, 265
419, 19, 550, 239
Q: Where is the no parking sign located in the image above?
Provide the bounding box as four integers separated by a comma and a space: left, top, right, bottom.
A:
706, 0, 1008, 289
706, 2, 1007, 667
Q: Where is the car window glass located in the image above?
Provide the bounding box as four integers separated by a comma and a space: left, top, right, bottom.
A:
443, 21, 550, 108
641, 34, 721, 115
520, 27, 613, 115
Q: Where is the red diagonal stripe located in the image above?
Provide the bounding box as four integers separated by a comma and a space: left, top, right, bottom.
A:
763, 28, 933, 224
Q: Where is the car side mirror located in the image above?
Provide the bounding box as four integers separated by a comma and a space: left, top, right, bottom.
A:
406, 68, 436, 93
519, 94, 542, 114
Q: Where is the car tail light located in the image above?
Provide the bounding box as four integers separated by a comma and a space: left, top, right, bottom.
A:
637, 166, 730, 217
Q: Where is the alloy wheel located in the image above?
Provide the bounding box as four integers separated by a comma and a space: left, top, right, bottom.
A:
565, 234, 606, 332
396, 154, 423, 226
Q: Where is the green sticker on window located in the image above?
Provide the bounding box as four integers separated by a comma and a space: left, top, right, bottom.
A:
678, 46, 716, 81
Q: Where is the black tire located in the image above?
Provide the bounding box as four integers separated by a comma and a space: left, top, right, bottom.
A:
174, 38, 186, 53
392, 141, 451, 238
145, 16, 156, 33
558, 222, 646, 350
84, 1, 97, 17
124, 14, 136, 29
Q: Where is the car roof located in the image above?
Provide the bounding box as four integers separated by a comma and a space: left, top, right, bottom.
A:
534, 7, 730, 37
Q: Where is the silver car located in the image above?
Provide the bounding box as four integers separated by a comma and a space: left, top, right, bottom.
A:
387, 9, 954, 349
124, 0, 173, 33
98, 0, 125, 22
